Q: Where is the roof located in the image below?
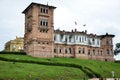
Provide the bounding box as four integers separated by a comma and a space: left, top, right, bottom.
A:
54, 29, 115, 39
98, 33, 115, 38
54, 29, 87, 35
22, 2, 56, 13
54, 29, 100, 38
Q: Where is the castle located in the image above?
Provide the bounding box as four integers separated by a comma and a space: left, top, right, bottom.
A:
22, 2, 115, 61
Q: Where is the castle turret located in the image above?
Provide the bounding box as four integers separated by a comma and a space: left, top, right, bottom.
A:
99, 33, 115, 61
22, 2, 56, 58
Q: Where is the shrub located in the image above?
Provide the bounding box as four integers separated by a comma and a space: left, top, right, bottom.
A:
0, 51, 26, 55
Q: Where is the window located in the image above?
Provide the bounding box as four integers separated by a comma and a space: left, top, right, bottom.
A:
85, 36, 87, 41
39, 19, 48, 26
41, 8, 43, 13
82, 36, 84, 42
65, 37, 67, 42
98, 50, 99, 55
69, 35, 72, 42
54, 48, 57, 53
107, 49, 110, 55
65, 48, 71, 54
42, 42, 45, 44
69, 48, 71, 54
60, 34, 64, 42
106, 39, 109, 45
76, 35, 78, 40
54, 35, 56, 41
88, 39, 92, 45
93, 49, 95, 55
43, 9, 46, 13
46, 42, 49, 45
100, 50, 102, 56
88, 50, 90, 55
40, 29, 48, 33
111, 49, 113, 55
65, 48, 68, 54
98, 50, 102, 56
97, 40, 99, 45
109, 40, 112, 45
82, 48, 85, 54
60, 47, 62, 54
40, 19, 48, 27
46, 9, 48, 13
38, 42, 40, 44
92, 38, 95, 45
78, 48, 81, 54
79, 37, 81, 42
41, 7, 48, 14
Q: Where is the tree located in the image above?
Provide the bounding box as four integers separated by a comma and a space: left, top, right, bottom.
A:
114, 43, 120, 55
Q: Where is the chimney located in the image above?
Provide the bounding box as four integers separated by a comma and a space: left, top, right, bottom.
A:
85, 30, 87, 34
71, 29, 73, 32
106, 33, 108, 35
75, 29, 77, 32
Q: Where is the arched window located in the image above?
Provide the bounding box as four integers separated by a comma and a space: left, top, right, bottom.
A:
54, 48, 57, 53
88, 49, 90, 55
65, 48, 68, 54
78, 48, 81, 54
59, 47, 62, 54
82, 48, 85, 54
92, 38, 95, 45
69, 48, 71, 54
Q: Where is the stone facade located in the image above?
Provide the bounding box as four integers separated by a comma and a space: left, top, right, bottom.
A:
22, 2, 115, 61
22, 2, 56, 58
5, 36, 24, 52
54, 29, 114, 61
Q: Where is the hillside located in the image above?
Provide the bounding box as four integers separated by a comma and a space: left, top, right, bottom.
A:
0, 54, 120, 80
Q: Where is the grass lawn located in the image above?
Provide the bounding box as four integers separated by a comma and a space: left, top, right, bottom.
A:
0, 60, 84, 80
0, 54, 120, 79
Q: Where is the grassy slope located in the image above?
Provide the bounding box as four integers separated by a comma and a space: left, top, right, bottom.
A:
0, 54, 120, 79
0, 60, 84, 80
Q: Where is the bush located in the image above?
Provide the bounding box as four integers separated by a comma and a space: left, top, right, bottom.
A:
115, 61, 120, 63
84, 67, 102, 78
0, 51, 26, 55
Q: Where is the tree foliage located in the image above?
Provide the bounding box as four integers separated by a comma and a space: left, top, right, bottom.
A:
114, 43, 120, 55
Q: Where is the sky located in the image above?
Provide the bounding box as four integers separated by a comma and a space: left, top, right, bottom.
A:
0, 0, 120, 60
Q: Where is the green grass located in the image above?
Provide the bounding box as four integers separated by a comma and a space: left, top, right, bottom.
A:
0, 60, 84, 80
0, 54, 120, 79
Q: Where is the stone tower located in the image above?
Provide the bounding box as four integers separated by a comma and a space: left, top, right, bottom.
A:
22, 2, 56, 58
100, 33, 115, 61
